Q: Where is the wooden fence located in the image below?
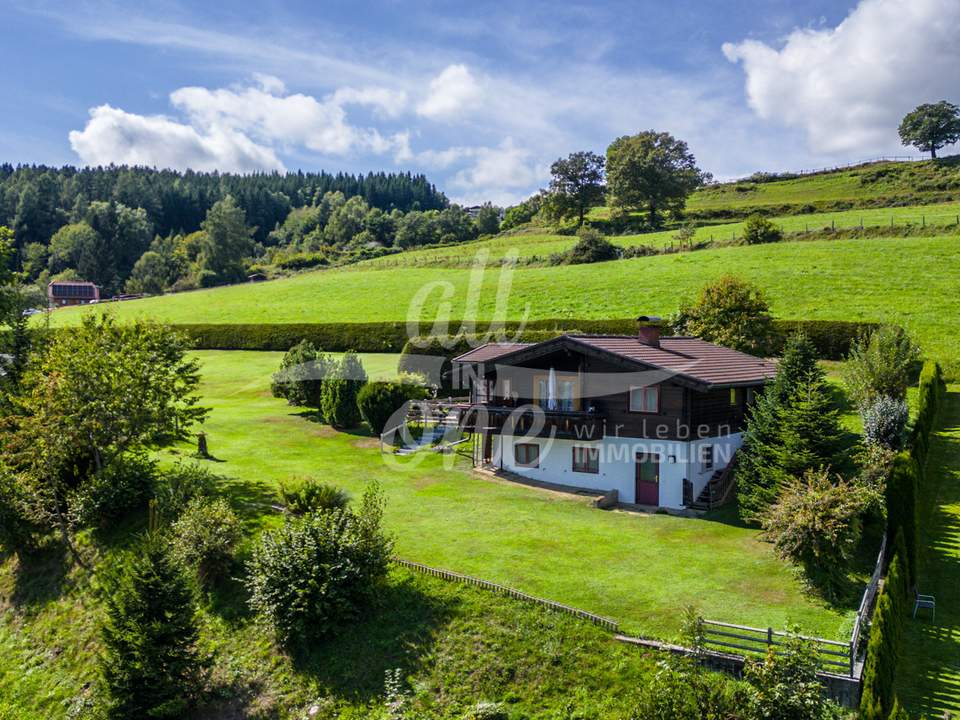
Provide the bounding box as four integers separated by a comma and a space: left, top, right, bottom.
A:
850, 534, 888, 671
394, 558, 620, 632
700, 619, 854, 675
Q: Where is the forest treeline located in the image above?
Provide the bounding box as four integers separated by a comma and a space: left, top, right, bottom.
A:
0, 164, 452, 295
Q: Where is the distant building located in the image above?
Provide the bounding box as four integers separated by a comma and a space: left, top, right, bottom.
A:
463, 205, 505, 220
48, 281, 100, 307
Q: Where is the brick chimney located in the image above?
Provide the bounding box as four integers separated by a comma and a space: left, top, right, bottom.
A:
636, 315, 662, 347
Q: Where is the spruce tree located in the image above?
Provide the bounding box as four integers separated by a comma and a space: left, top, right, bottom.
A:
99, 533, 206, 718
737, 334, 841, 522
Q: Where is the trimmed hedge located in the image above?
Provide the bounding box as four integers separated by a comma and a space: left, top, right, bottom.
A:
859, 535, 909, 720
861, 360, 944, 719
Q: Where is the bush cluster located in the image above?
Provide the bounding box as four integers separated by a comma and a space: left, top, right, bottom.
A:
741, 213, 784, 244
246, 483, 392, 646
278, 477, 350, 515
170, 497, 243, 586
862, 396, 909, 449
357, 380, 430, 435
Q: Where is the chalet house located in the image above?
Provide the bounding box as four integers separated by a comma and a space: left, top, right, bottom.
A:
452, 319, 776, 511
47, 281, 99, 307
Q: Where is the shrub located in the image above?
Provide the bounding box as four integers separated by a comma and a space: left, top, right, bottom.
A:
270, 339, 332, 408
68, 453, 157, 529
320, 352, 367, 428
862, 396, 909, 449
672, 275, 774, 355
357, 380, 429, 435
153, 462, 219, 520
278, 477, 350, 515
841, 325, 920, 410
557, 227, 620, 265
741, 213, 783, 244
246, 483, 392, 645
170, 497, 243, 585
744, 635, 843, 720
626, 654, 751, 720
761, 468, 876, 595
99, 533, 206, 718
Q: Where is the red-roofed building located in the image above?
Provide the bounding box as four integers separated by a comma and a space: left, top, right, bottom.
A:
48, 281, 100, 307
452, 318, 777, 511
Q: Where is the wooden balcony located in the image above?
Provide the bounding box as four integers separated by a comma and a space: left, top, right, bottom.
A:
459, 403, 605, 441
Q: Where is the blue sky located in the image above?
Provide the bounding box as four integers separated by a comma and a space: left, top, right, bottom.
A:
2, 0, 957, 204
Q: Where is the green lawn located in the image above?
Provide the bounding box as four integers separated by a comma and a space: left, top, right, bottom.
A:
897, 387, 960, 718
52, 235, 960, 377
184, 350, 859, 640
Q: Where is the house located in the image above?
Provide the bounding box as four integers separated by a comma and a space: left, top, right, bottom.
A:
47, 281, 100, 307
452, 318, 776, 511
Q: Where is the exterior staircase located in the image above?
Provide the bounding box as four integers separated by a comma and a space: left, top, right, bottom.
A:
686, 455, 738, 512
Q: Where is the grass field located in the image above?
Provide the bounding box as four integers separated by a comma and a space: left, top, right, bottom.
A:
896, 387, 960, 719
686, 158, 960, 212
175, 350, 861, 640
52, 235, 960, 376
361, 201, 960, 269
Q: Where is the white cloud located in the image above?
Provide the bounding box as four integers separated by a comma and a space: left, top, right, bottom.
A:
447, 139, 546, 205
68, 104, 284, 172
416, 64, 483, 120
69, 78, 411, 172
723, 0, 960, 155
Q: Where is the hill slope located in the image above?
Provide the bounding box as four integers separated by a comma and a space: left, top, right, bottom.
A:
53, 234, 960, 374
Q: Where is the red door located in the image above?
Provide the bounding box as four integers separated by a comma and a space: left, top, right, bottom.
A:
635, 453, 660, 505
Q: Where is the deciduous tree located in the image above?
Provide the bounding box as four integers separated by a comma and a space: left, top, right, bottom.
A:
605, 131, 708, 225
548, 151, 605, 226
898, 101, 960, 158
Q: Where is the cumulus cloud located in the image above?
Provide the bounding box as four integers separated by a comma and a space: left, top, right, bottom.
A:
723, 0, 960, 155
68, 104, 284, 172
69, 78, 411, 172
445, 139, 546, 205
416, 64, 483, 120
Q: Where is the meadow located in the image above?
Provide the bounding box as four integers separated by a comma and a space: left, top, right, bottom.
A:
52, 234, 960, 376
686, 158, 960, 212
361, 200, 960, 269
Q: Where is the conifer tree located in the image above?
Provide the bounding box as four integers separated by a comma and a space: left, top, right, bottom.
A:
99, 533, 206, 718
737, 334, 829, 521
320, 352, 367, 428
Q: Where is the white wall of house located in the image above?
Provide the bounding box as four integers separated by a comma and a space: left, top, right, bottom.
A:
491, 431, 743, 509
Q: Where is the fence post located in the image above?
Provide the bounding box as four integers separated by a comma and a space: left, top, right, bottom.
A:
767, 627, 773, 648
849, 640, 854, 677
923, 215, 926, 227
831, 219, 835, 230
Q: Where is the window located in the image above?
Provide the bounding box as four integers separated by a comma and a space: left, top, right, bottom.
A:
536, 375, 578, 411
572, 446, 599, 474
729, 388, 739, 406
701, 445, 714, 472
514, 443, 540, 468
629, 385, 660, 413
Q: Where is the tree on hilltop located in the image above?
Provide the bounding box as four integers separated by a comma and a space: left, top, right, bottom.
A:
898, 101, 960, 159
605, 131, 709, 226
547, 151, 605, 226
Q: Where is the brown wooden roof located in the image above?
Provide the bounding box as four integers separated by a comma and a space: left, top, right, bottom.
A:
455, 334, 777, 389
453, 343, 532, 363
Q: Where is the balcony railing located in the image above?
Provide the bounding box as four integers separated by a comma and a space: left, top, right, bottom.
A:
460, 403, 605, 440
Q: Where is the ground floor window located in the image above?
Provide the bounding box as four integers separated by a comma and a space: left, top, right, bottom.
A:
514, 442, 540, 468
572, 445, 599, 474
701, 444, 714, 472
